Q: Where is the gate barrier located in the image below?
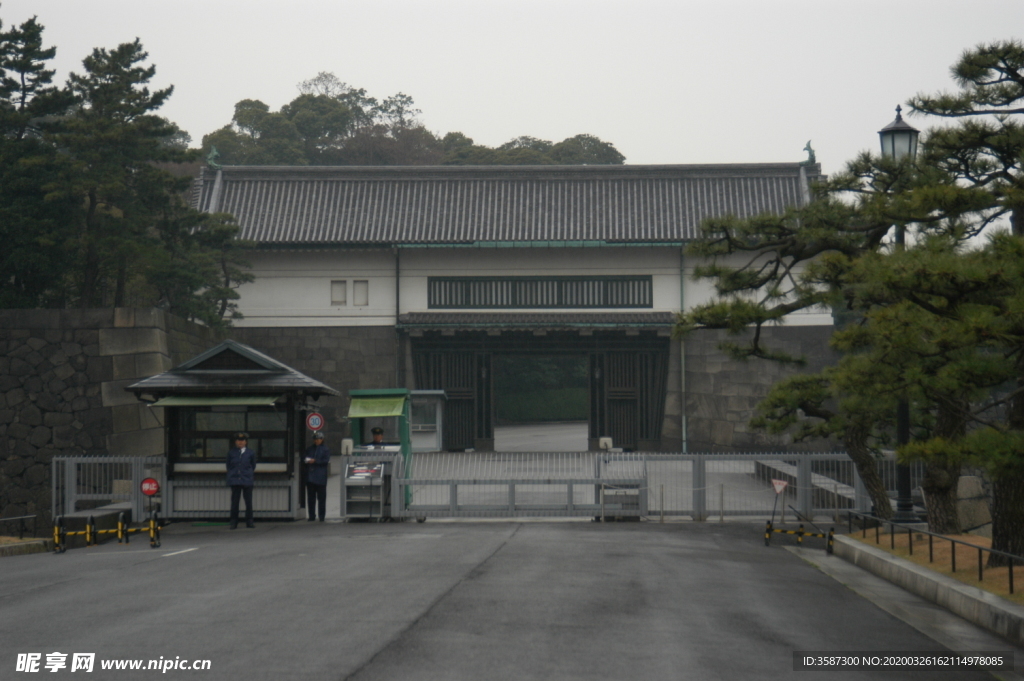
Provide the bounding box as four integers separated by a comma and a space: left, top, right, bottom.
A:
52, 511, 161, 553
764, 521, 834, 553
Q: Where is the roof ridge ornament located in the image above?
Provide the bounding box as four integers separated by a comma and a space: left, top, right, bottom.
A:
801, 140, 816, 165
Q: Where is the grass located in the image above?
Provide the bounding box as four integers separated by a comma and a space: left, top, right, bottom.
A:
851, 529, 1024, 607
0, 535, 43, 545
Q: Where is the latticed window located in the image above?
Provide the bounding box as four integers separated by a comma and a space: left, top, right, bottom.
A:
428, 276, 652, 309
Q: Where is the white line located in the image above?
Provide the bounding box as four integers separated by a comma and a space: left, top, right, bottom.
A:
162, 548, 198, 557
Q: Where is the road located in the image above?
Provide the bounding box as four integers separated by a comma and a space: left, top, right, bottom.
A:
2, 520, 1017, 680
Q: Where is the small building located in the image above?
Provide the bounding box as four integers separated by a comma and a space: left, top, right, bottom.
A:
125, 339, 340, 519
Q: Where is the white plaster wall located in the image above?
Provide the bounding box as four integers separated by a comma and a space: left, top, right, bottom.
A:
682, 251, 834, 327
398, 247, 682, 313
232, 246, 833, 328
231, 249, 397, 327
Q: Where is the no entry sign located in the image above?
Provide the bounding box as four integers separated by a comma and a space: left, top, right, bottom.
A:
306, 412, 324, 431
140, 478, 160, 496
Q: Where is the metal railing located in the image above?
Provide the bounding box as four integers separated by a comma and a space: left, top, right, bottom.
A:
51, 456, 165, 522
0, 515, 37, 540
847, 511, 1021, 595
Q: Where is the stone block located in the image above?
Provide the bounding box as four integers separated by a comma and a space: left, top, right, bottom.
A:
44, 412, 74, 427
111, 404, 142, 433
112, 354, 136, 380
101, 379, 143, 407
18, 405, 42, 426
114, 308, 135, 328
47, 379, 68, 395
62, 342, 83, 356
0, 375, 19, 392
86, 356, 113, 383
7, 422, 32, 440
99, 328, 169, 357
23, 376, 43, 393
133, 308, 166, 329
9, 357, 32, 376
107, 427, 165, 457
6, 388, 26, 408
35, 393, 58, 412
52, 425, 76, 448
29, 426, 51, 448
135, 352, 172, 378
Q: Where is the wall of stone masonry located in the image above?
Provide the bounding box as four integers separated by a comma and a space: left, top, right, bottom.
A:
0, 309, 218, 526
229, 326, 399, 451
681, 325, 840, 452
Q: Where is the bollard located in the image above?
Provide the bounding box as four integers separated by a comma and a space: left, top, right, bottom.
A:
797, 524, 804, 546
764, 520, 772, 546
117, 513, 125, 543
52, 517, 64, 554
86, 516, 95, 547
827, 528, 834, 554
148, 511, 161, 549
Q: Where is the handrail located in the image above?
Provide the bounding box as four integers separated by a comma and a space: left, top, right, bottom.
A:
0, 515, 37, 540
845, 510, 1020, 594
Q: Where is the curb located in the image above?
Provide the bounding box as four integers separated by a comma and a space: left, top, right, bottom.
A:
0, 539, 53, 558
834, 534, 1024, 648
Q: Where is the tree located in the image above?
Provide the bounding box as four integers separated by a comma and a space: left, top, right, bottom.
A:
0, 15, 77, 307
909, 39, 1024, 562
677, 39, 1024, 550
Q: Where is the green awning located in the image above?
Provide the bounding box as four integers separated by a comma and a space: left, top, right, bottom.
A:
348, 396, 406, 418
149, 395, 283, 407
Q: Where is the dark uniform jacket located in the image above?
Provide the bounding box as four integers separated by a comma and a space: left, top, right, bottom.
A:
226, 447, 256, 487
305, 444, 332, 486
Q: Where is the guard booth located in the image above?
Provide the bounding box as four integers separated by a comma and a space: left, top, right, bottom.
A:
126, 340, 340, 520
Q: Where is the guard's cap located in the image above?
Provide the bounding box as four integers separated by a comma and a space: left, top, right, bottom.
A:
371, 427, 384, 435
313, 431, 324, 439
234, 432, 249, 440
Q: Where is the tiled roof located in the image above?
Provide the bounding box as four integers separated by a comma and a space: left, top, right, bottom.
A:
193, 164, 822, 245
126, 340, 340, 397
397, 311, 676, 330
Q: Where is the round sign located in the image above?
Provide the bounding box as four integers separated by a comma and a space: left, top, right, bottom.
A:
140, 477, 160, 496
306, 412, 324, 431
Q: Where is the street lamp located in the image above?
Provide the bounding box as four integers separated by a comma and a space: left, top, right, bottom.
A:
879, 104, 921, 523
879, 105, 920, 161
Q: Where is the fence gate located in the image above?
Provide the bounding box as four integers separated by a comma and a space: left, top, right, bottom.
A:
376, 452, 921, 521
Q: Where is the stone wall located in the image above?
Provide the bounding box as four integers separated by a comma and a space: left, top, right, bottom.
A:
0, 309, 218, 526
682, 325, 840, 452
229, 326, 398, 450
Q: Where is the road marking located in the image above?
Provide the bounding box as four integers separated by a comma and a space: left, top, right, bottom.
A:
162, 548, 198, 557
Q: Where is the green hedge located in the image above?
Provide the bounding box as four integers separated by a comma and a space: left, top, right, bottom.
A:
496, 388, 588, 423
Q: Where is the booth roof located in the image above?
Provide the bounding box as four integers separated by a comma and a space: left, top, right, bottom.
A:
126, 339, 340, 398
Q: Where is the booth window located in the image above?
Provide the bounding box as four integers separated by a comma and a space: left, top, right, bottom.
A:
175, 406, 288, 463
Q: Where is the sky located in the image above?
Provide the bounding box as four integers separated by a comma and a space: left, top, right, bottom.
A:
3, 0, 1022, 177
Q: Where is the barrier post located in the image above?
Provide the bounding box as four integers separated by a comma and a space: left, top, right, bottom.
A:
117, 513, 125, 543
765, 520, 772, 546
797, 524, 804, 546
52, 517, 62, 553
827, 528, 834, 554
85, 516, 95, 547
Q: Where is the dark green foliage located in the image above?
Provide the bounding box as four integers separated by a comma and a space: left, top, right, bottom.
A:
0, 12, 251, 327
203, 71, 626, 167
678, 39, 1024, 546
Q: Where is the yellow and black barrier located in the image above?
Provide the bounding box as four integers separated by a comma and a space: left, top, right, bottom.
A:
765, 521, 834, 553
53, 512, 162, 554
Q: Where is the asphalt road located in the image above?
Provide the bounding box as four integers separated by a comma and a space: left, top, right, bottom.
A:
2, 520, 1016, 681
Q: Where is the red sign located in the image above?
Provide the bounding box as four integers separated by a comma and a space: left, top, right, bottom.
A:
141, 478, 160, 496
306, 412, 324, 431
771, 479, 789, 495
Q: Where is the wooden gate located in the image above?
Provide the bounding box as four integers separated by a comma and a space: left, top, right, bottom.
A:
410, 332, 668, 451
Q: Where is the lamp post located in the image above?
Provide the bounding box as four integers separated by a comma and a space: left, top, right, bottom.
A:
879, 105, 921, 522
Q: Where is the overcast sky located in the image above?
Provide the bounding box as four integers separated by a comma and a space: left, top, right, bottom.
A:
3, 0, 1022, 176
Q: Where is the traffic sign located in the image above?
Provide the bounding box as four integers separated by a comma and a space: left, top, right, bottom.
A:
306, 412, 324, 431
141, 478, 160, 496
771, 479, 788, 495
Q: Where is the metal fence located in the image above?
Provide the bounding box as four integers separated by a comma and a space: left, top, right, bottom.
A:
385, 451, 924, 521
51, 456, 165, 522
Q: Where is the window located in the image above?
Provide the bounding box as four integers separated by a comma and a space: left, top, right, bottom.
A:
428, 276, 653, 309
174, 406, 288, 463
353, 280, 369, 306
331, 280, 347, 306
